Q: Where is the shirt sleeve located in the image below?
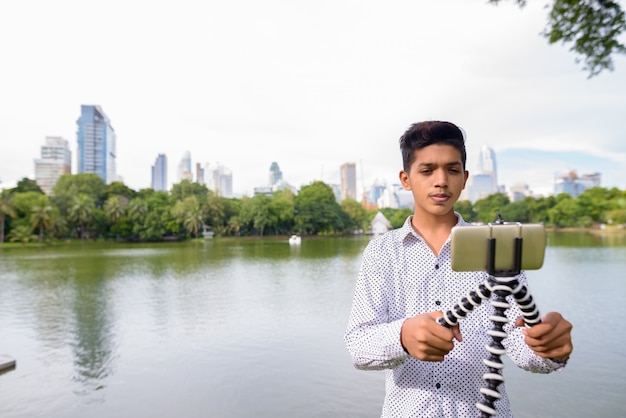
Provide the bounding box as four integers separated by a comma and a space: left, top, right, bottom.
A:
344, 239, 409, 370
503, 272, 568, 374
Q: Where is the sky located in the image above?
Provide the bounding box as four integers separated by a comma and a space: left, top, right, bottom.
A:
1, 0, 625, 198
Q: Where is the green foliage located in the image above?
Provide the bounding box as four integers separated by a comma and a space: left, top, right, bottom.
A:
7, 224, 37, 245
473, 193, 511, 223
294, 181, 354, 235
9, 178, 44, 195
171, 180, 209, 202
454, 200, 476, 223
489, 0, 626, 77
68, 194, 96, 239
341, 198, 370, 231
3, 174, 625, 244
52, 174, 107, 217
30, 202, 54, 243
0, 193, 17, 243
103, 182, 136, 202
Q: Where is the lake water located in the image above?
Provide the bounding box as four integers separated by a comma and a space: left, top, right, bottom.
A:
1, 232, 625, 417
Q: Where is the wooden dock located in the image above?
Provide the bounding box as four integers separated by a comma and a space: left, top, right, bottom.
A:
0, 355, 16, 372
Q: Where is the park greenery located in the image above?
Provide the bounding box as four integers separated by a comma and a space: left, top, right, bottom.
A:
1, 173, 625, 245
490, 0, 626, 77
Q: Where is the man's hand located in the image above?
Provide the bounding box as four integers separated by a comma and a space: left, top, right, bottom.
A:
516, 311, 573, 360
401, 312, 462, 362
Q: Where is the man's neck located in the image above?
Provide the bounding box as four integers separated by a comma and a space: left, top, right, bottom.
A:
410, 211, 458, 256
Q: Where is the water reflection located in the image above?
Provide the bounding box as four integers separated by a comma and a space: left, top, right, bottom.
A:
1, 233, 625, 418
547, 230, 626, 247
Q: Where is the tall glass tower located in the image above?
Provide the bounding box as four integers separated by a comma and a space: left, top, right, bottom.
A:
341, 162, 357, 201
477, 144, 498, 192
76, 105, 117, 184
151, 154, 168, 191
268, 162, 283, 187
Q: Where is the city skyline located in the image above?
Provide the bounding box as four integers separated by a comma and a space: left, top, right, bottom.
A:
1, 1, 625, 197
0, 132, 621, 199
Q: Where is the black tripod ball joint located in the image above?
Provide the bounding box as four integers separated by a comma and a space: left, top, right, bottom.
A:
436, 215, 545, 417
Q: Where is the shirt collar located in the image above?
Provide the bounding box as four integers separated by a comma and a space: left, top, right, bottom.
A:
397, 212, 468, 243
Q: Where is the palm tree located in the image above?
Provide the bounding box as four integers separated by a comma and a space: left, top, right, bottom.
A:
0, 195, 16, 244
127, 198, 148, 224
104, 195, 127, 226
8, 225, 36, 246
183, 206, 204, 239
68, 194, 95, 239
30, 204, 54, 243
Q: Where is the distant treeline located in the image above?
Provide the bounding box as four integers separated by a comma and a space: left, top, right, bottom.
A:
1, 174, 625, 244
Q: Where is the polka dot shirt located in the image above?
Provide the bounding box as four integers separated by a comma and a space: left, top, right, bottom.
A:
344, 215, 563, 418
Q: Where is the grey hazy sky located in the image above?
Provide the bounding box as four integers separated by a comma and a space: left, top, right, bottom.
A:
1, 0, 625, 196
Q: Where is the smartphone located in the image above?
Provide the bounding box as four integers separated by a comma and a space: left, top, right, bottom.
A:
450, 223, 546, 272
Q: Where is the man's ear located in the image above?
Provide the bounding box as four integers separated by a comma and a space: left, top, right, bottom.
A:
462, 170, 469, 189
399, 170, 411, 190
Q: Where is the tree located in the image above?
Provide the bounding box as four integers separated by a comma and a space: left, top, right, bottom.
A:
52, 174, 106, 217
490, 0, 626, 77
104, 195, 128, 225
294, 181, 353, 235
0, 193, 16, 243
341, 198, 370, 232
548, 193, 578, 227
473, 193, 511, 223
240, 194, 272, 236
30, 203, 54, 243
7, 178, 44, 194
68, 194, 96, 239
7, 225, 36, 245
171, 195, 205, 238
269, 189, 296, 234
170, 180, 208, 202
204, 190, 226, 231
104, 195, 129, 238
103, 181, 136, 202
454, 200, 476, 223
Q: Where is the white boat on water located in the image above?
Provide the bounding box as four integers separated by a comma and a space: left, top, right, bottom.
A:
289, 235, 302, 245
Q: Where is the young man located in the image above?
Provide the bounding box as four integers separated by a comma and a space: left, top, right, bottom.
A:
344, 121, 573, 417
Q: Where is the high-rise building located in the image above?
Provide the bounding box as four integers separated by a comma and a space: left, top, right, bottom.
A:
196, 163, 204, 185
151, 154, 168, 191
76, 105, 117, 184
462, 144, 499, 203
554, 171, 600, 197
340, 162, 357, 201
268, 162, 283, 187
34, 136, 71, 195
477, 144, 498, 192
207, 163, 233, 198
178, 151, 192, 182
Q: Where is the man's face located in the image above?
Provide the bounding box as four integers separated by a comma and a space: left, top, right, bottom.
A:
399, 143, 468, 218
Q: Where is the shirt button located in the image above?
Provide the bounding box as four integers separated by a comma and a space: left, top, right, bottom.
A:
435, 264, 439, 269
436, 383, 441, 389
435, 300, 441, 306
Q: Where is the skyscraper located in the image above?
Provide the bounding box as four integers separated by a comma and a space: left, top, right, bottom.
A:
151, 154, 168, 191
207, 164, 233, 198
268, 162, 283, 187
76, 105, 117, 184
34, 136, 71, 195
341, 162, 357, 201
464, 144, 499, 203
178, 151, 192, 182
477, 144, 498, 192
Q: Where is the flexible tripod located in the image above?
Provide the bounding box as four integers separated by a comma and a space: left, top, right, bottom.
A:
437, 215, 542, 417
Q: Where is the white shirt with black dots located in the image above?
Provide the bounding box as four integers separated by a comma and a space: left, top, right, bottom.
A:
345, 215, 565, 418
